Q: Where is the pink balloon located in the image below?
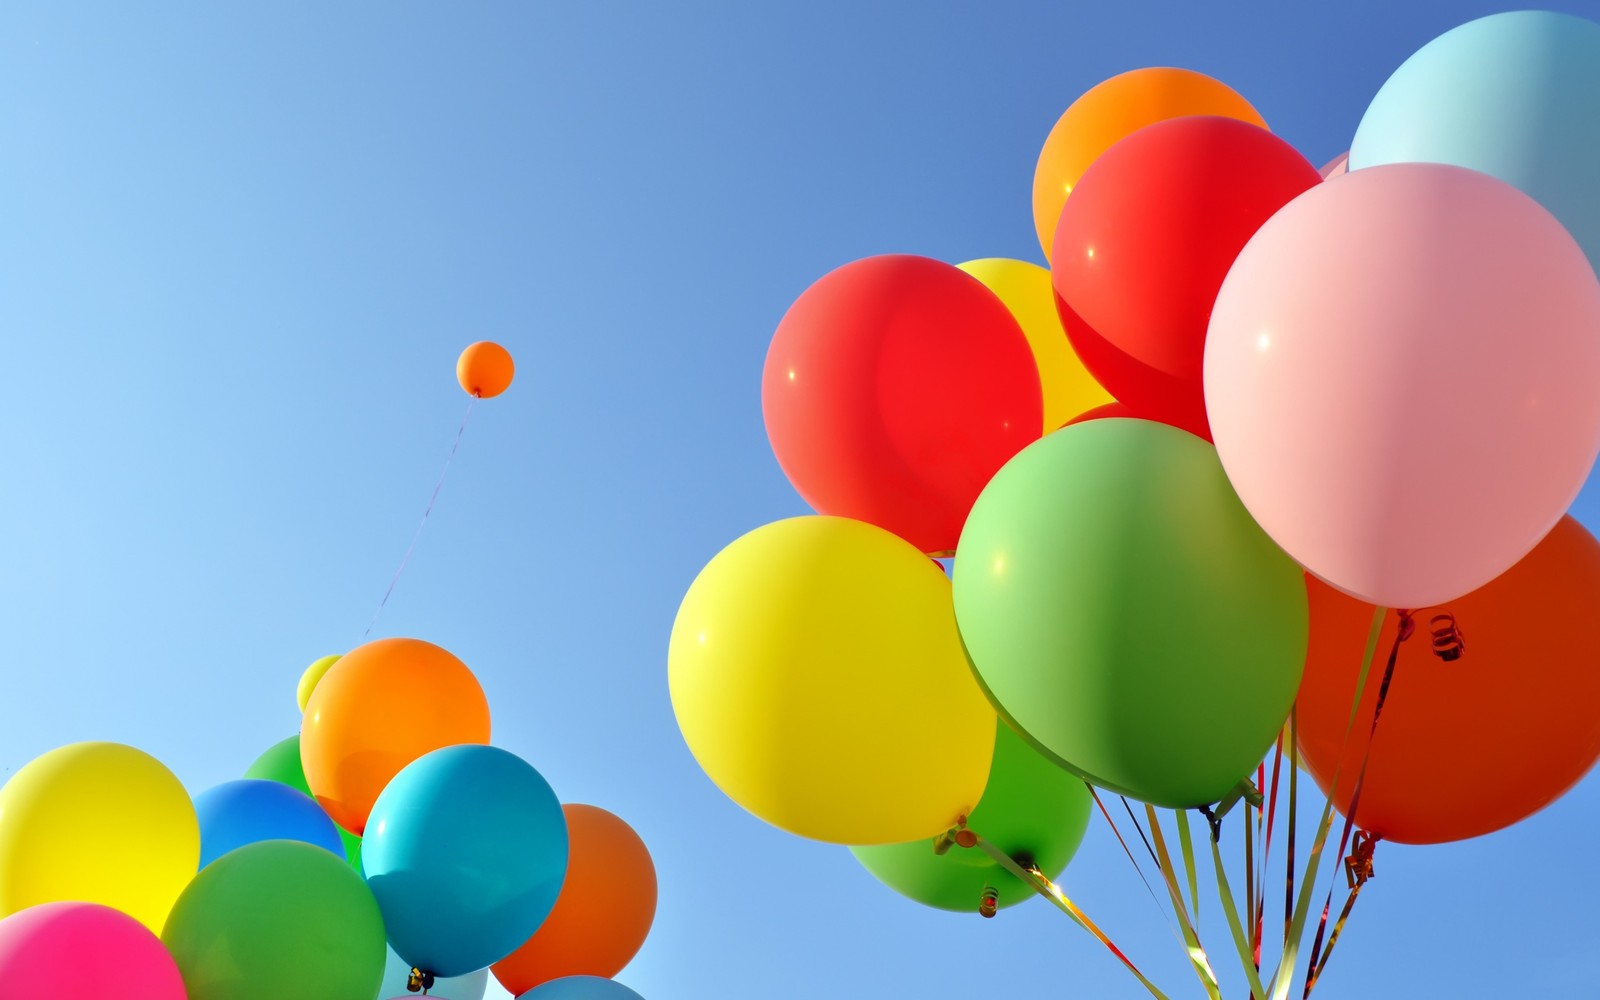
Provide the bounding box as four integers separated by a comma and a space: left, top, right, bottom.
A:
0, 901, 187, 999
1318, 151, 1349, 179
1204, 162, 1600, 609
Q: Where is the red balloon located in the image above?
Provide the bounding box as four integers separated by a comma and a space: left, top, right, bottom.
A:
762, 255, 1042, 553
1050, 116, 1320, 436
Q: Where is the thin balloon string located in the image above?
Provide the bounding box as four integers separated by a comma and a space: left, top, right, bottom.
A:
361, 396, 478, 641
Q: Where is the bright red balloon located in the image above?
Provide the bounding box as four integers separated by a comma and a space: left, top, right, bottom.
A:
762, 255, 1042, 553
1050, 116, 1320, 436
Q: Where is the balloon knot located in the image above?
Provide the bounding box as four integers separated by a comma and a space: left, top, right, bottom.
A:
1343, 830, 1380, 889
979, 885, 999, 918
406, 968, 436, 993
1395, 609, 1416, 642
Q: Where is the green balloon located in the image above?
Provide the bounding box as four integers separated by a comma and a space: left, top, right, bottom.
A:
953, 419, 1307, 808
162, 839, 386, 1000
245, 735, 363, 867
850, 722, 1092, 913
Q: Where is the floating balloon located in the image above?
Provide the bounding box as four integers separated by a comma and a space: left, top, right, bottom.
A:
1350, 10, 1600, 269
297, 653, 342, 712
493, 805, 657, 995
0, 742, 198, 933
377, 944, 488, 1000
1032, 66, 1267, 257
301, 637, 491, 834
195, 778, 346, 867
163, 840, 385, 1000
1318, 151, 1349, 180
518, 977, 644, 1000
0, 901, 186, 1000
457, 341, 516, 398
1051, 115, 1320, 437
957, 258, 1113, 434
1205, 163, 1600, 609
245, 735, 362, 866
761, 255, 1042, 553
954, 420, 1307, 808
364, 745, 569, 978
670, 515, 996, 844
1297, 517, 1600, 844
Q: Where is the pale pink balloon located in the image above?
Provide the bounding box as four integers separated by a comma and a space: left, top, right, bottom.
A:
1318, 151, 1349, 179
0, 901, 187, 999
1204, 162, 1600, 609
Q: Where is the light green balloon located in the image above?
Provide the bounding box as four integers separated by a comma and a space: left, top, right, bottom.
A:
245, 735, 363, 867
953, 419, 1307, 808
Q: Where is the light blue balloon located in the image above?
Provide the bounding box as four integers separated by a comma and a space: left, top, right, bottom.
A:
363, 745, 569, 979
1350, 10, 1600, 269
194, 778, 346, 867
373, 944, 487, 1000
517, 977, 644, 1000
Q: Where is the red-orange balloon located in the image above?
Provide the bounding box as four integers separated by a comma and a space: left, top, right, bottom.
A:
457, 341, 515, 398
300, 638, 491, 834
491, 804, 657, 994
1296, 516, 1600, 844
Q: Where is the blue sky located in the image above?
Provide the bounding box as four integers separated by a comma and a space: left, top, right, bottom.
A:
3, 3, 1598, 998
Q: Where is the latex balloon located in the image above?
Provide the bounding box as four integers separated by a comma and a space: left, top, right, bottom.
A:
670, 515, 996, 844
518, 978, 644, 1000
301, 637, 491, 834
761, 255, 1042, 553
957, 258, 1113, 434
954, 420, 1307, 808
1318, 151, 1349, 179
457, 341, 515, 398
0, 742, 198, 933
163, 840, 386, 1000
1051, 115, 1320, 436
297, 653, 342, 712
377, 945, 488, 1000
1032, 66, 1266, 257
493, 805, 657, 995
0, 901, 186, 1000
245, 735, 363, 866
364, 745, 569, 978
1297, 517, 1600, 844
1205, 163, 1600, 609
195, 778, 346, 867
851, 723, 1091, 914
1060, 400, 1211, 442
1350, 10, 1600, 269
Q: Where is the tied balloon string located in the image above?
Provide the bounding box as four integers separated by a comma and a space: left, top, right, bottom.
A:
361, 396, 477, 641
1089, 787, 1178, 926
1143, 805, 1223, 1000
1256, 740, 1284, 967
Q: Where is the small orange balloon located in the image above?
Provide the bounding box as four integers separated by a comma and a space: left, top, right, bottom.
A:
1296, 516, 1600, 844
1031, 67, 1266, 258
300, 638, 491, 834
457, 341, 515, 398
491, 804, 657, 994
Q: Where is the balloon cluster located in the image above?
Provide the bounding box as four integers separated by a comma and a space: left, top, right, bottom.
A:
0, 346, 657, 1000
670, 7, 1600, 953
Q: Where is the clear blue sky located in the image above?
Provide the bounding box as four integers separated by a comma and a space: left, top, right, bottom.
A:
3, 3, 1597, 998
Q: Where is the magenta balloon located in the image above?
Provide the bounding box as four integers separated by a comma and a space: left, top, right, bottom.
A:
0, 901, 187, 999
1205, 162, 1600, 608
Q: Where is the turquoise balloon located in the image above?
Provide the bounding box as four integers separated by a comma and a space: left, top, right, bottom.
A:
374, 944, 486, 1000
1350, 10, 1600, 268
518, 977, 644, 1000
363, 745, 568, 978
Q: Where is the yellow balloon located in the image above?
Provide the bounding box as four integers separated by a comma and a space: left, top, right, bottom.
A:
0, 742, 199, 933
296, 653, 343, 712
959, 258, 1114, 432
669, 516, 995, 845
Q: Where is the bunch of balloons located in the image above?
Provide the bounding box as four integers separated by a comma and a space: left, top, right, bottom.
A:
669, 6, 1600, 988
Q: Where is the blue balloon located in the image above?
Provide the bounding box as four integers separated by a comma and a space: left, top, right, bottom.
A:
517, 977, 644, 1000
373, 944, 487, 1000
1350, 11, 1600, 269
363, 745, 568, 978
194, 778, 346, 867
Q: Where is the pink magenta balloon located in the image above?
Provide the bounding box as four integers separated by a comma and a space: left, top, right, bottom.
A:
1205, 163, 1600, 609
0, 901, 187, 999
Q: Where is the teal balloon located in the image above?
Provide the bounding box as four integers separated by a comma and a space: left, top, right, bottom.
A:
374, 944, 486, 1000
519, 977, 644, 1000
363, 745, 569, 978
1350, 10, 1600, 269
952, 419, 1307, 808
162, 840, 386, 1000
245, 735, 363, 867
851, 723, 1090, 914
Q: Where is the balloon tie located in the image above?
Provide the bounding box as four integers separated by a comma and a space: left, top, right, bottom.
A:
405, 967, 437, 993
979, 885, 999, 918
1343, 830, 1379, 889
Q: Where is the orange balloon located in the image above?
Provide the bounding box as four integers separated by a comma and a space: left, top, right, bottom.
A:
457, 341, 515, 398
1296, 516, 1600, 844
491, 804, 657, 994
300, 638, 491, 834
1031, 67, 1267, 257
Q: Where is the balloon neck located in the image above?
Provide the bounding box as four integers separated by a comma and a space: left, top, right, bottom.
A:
978, 885, 999, 918
407, 968, 436, 993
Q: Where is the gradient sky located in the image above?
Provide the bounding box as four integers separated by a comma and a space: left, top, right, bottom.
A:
3, 3, 1598, 998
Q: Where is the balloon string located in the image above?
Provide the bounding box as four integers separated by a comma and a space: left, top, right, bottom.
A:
1089, 787, 1178, 924
361, 396, 478, 641
1255, 740, 1284, 966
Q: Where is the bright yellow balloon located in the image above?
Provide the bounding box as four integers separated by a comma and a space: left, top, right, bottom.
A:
959, 258, 1114, 432
297, 653, 342, 712
0, 742, 199, 933
669, 516, 996, 845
